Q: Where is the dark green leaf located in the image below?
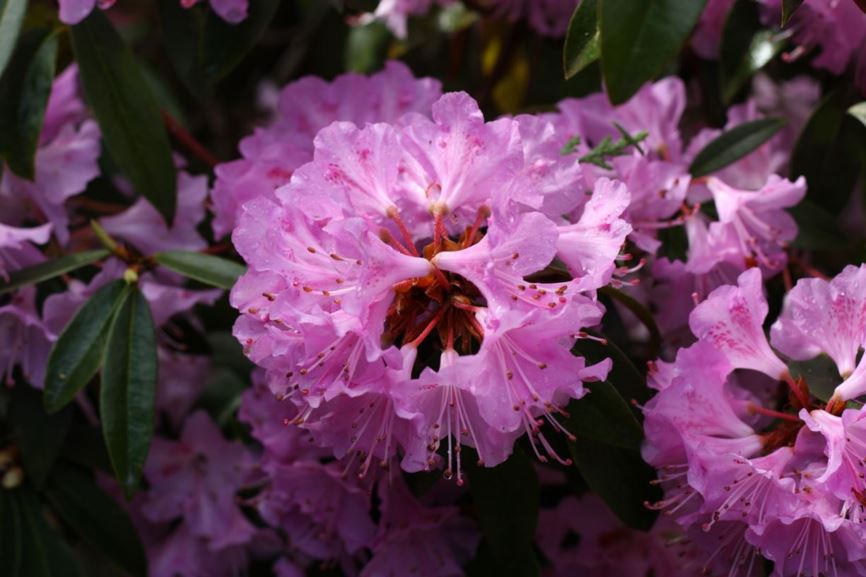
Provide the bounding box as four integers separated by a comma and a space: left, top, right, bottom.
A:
791, 88, 864, 214
599, 0, 707, 104
563, 0, 600, 79
43, 279, 127, 413
574, 337, 652, 407
689, 118, 786, 177
158, 0, 280, 99
8, 386, 72, 488
788, 200, 847, 250
70, 10, 177, 223
345, 22, 390, 74
0, 249, 109, 295
599, 286, 662, 357
199, 367, 246, 426
154, 250, 245, 290
0, 0, 27, 79
466, 450, 539, 577
570, 437, 659, 530
16, 487, 83, 577
719, 0, 785, 103
782, 0, 804, 25
0, 481, 24, 577
0, 29, 57, 179
788, 355, 842, 403
45, 464, 147, 577
567, 381, 644, 450
101, 287, 157, 495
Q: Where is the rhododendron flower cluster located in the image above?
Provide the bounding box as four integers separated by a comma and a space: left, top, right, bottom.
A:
3, 1, 866, 576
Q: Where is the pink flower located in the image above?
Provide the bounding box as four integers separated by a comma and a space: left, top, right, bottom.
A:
360, 474, 479, 577
491, 0, 580, 37
231, 91, 622, 479
58, 0, 249, 25
211, 62, 442, 237
692, 0, 735, 60
142, 411, 256, 550
0, 289, 54, 387
0, 223, 51, 280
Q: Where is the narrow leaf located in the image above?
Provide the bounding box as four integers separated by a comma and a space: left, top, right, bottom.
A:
781, 0, 804, 25
0, 0, 28, 79
101, 287, 158, 495
570, 438, 660, 530
567, 381, 644, 450
563, 0, 600, 79
45, 464, 147, 577
154, 250, 245, 290
849, 102, 866, 129
467, 450, 540, 577
8, 386, 72, 488
0, 249, 109, 296
791, 88, 864, 214
43, 279, 127, 413
600, 0, 707, 104
0, 29, 58, 179
689, 117, 786, 177
719, 0, 785, 104
70, 10, 177, 223
16, 487, 83, 577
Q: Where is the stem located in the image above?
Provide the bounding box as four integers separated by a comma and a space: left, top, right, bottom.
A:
161, 110, 219, 168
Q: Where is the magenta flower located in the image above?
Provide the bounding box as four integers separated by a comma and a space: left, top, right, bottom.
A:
58, 0, 249, 25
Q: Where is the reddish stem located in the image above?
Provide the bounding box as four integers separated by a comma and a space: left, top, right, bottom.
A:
161, 110, 219, 168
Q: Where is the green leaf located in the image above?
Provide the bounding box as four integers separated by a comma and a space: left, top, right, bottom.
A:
0, 0, 28, 79
719, 0, 785, 103
101, 287, 157, 495
45, 464, 147, 577
599, 286, 662, 357
570, 438, 659, 530
466, 450, 539, 577
43, 279, 127, 413
689, 117, 786, 177
788, 200, 847, 250
791, 88, 865, 214
153, 250, 245, 290
158, 0, 280, 99
0, 483, 24, 577
574, 337, 652, 408
345, 22, 390, 74
599, 0, 707, 104
0, 249, 109, 295
781, 0, 804, 26
788, 355, 842, 403
567, 381, 644, 450
563, 0, 600, 79
70, 10, 177, 224
8, 386, 72, 488
0, 29, 58, 179
16, 487, 83, 577
849, 102, 866, 129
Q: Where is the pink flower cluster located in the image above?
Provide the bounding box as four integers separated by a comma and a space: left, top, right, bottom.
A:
229, 65, 626, 479
57, 0, 249, 25
643, 265, 866, 576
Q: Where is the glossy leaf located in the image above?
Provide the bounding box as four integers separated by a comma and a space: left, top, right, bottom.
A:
574, 337, 652, 408
154, 250, 245, 290
570, 437, 660, 530
789, 200, 848, 250
158, 0, 280, 99
0, 249, 109, 296
599, 286, 662, 357
719, 0, 785, 103
599, 0, 707, 104
101, 287, 158, 495
467, 450, 540, 577
789, 356, 842, 403
45, 464, 147, 577
0, 0, 27, 79
850, 102, 866, 129
8, 386, 72, 488
16, 487, 83, 577
791, 88, 864, 214
43, 279, 127, 413
689, 117, 786, 177
563, 0, 600, 79
70, 10, 177, 223
781, 0, 804, 25
567, 381, 644, 450
0, 29, 58, 179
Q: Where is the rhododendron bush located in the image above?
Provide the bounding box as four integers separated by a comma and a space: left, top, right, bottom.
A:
2, 0, 866, 575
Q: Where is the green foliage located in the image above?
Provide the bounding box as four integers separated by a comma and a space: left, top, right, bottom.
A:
100, 287, 157, 495
8, 387, 72, 488
781, 0, 804, 26
13, 486, 83, 577
0, 0, 28, 79
689, 117, 786, 177
719, 0, 785, 103
153, 250, 246, 290
599, 0, 707, 104
70, 10, 177, 224
576, 124, 647, 169
788, 356, 842, 403
567, 381, 644, 450
563, 0, 599, 80
0, 250, 109, 296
